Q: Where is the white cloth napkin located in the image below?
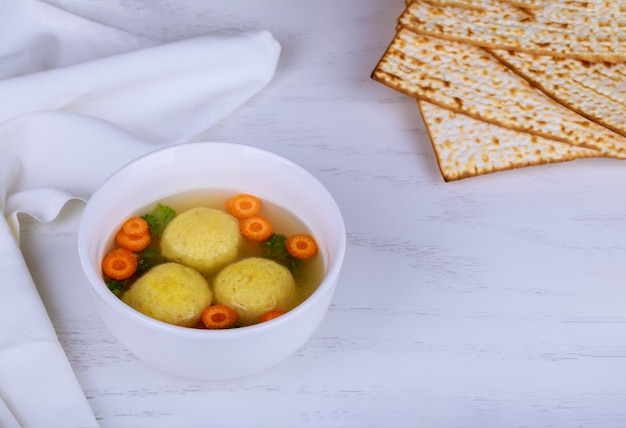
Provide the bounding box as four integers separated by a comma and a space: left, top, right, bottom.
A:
0, 1, 281, 427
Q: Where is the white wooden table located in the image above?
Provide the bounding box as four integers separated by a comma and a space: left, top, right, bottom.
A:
19, 1, 626, 426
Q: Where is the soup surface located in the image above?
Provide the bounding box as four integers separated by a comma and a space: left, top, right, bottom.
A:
101, 190, 324, 328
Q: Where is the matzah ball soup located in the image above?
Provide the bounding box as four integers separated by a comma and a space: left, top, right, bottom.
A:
101, 190, 324, 329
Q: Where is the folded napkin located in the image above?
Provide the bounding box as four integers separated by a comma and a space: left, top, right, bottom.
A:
0, 1, 281, 426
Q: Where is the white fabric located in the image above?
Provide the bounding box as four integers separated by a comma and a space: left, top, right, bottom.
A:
0, 0, 281, 426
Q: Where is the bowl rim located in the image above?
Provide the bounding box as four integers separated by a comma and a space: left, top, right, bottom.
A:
77, 141, 347, 337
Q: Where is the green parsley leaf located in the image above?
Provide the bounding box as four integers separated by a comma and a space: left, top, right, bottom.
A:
105, 279, 126, 296
261, 233, 303, 277
136, 245, 167, 274
261, 233, 290, 259
141, 203, 176, 238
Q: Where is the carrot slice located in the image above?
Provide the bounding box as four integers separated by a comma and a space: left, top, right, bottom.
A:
260, 310, 285, 323
115, 230, 151, 252
201, 305, 238, 329
239, 215, 273, 242
286, 234, 318, 259
102, 248, 138, 280
121, 217, 149, 237
226, 194, 262, 219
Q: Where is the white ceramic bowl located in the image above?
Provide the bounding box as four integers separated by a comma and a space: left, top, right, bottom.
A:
77, 142, 346, 380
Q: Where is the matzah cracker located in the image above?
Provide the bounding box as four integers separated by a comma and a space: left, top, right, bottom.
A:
399, 0, 626, 62
418, 0, 534, 11
489, 48, 626, 137
405, 0, 542, 9
418, 100, 601, 181
371, 27, 626, 159
407, 0, 489, 10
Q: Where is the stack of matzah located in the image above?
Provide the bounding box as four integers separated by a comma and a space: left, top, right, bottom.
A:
372, 0, 626, 181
